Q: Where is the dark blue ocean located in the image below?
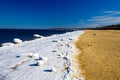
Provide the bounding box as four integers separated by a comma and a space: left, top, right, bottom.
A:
0, 29, 74, 45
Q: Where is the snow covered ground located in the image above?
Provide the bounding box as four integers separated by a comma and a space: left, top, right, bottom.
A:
0, 30, 84, 80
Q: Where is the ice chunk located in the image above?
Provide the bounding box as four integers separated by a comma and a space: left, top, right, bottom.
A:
37, 60, 45, 66
32, 53, 39, 59
19, 52, 33, 58
13, 38, 22, 44
51, 67, 57, 72
52, 40, 59, 42
34, 34, 43, 38
1, 43, 14, 47
39, 57, 48, 61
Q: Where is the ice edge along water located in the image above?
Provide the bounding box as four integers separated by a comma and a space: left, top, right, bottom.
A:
0, 30, 84, 80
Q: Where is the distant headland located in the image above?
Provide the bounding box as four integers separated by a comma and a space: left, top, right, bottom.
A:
50, 24, 120, 30
0, 24, 120, 30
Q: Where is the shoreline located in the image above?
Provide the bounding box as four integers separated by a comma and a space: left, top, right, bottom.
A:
66, 31, 85, 80
68, 42, 85, 80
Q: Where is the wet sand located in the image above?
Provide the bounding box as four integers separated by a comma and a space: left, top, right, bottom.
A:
75, 30, 120, 80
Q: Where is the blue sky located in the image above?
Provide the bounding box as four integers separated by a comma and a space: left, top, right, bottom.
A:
0, 0, 120, 29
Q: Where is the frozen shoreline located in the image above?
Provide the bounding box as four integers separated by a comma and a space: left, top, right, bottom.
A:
0, 30, 84, 80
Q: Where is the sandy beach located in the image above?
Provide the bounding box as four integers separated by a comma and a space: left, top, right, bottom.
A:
75, 30, 120, 80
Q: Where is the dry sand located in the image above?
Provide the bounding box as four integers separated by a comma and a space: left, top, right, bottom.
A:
75, 30, 120, 80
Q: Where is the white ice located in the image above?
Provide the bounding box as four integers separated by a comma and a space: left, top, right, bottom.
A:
0, 30, 84, 80
13, 38, 22, 44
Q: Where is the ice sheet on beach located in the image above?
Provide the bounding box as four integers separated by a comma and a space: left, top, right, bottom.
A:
0, 30, 84, 80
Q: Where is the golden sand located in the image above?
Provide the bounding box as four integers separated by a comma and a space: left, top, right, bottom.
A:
75, 30, 120, 80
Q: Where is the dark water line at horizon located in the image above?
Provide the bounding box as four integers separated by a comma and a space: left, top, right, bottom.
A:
0, 29, 74, 45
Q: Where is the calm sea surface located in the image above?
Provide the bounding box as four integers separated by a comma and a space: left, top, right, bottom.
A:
0, 29, 74, 45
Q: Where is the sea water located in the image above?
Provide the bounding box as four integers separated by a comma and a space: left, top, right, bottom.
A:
0, 29, 74, 45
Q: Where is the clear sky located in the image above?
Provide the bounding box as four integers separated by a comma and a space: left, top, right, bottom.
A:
0, 0, 120, 29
